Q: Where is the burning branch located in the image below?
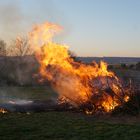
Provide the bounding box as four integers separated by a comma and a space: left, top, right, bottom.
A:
27, 22, 130, 114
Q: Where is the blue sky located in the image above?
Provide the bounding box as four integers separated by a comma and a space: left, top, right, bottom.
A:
0, 0, 140, 57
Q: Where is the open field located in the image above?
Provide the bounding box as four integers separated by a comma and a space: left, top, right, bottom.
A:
0, 86, 57, 102
0, 68, 139, 140
0, 85, 140, 140
1, 112, 140, 140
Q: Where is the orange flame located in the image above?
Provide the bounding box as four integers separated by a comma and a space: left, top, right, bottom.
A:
29, 22, 129, 113
0, 108, 7, 114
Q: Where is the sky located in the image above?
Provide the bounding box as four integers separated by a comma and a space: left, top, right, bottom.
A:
0, 0, 140, 57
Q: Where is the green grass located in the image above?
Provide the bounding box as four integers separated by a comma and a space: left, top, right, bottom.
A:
0, 86, 57, 102
0, 112, 140, 140
0, 86, 140, 140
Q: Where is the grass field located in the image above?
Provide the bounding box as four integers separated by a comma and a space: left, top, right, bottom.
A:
0, 86, 140, 140
0, 86, 57, 102
0, 112, 140, 140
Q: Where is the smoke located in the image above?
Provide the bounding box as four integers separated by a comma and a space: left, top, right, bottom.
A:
0, 0, 70, 44
0, 1, 25, 42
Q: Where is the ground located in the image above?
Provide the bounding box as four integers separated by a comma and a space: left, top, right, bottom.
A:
0, 112, 140, 140
0, 86, 140, 140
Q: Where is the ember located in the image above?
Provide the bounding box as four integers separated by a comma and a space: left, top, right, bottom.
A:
0, 108, 7, 114
28, 22, 130, 114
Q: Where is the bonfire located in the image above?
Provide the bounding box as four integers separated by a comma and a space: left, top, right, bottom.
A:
27, 22, 130, 114
0, 22, 132, 115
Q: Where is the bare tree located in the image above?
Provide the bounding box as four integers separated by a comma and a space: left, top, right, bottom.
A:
68, 50, 77, 60
0, 39, 6, 56
7, 37, 34, 56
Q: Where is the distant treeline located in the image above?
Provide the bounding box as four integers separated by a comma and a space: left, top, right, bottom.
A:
0, 55, 139, 86
0, 55, 39, 86
78, 57, 140, 65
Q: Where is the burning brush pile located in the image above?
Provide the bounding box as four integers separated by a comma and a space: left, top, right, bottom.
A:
0, 22, 135, 115
28, 22, 131, 115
